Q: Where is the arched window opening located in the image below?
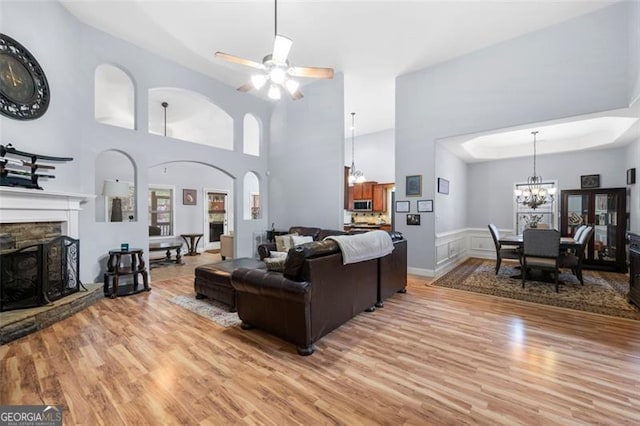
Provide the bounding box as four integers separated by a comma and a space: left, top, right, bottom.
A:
243, 172, 260, 220
95, 150, 136, 222
243, 114, 260, 156
148, 88, 233, 150
94, 64, 135, 129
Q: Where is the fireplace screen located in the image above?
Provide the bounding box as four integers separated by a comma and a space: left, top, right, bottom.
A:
0, 236, 80, 311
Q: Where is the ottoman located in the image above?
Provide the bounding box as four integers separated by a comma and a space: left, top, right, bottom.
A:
194, 258, 265, 311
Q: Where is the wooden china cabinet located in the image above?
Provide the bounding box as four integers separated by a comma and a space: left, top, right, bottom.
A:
560, 188, 627, 272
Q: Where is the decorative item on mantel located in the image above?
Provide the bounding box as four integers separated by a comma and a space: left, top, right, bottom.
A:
0, 144, 72, 189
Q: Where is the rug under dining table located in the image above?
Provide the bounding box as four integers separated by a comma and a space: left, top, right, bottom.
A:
431, 258, 640, 320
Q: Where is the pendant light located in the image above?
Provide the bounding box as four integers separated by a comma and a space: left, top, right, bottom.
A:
514, 131, 556, 209
161, 101, 168, 136
347, 112, 365, 186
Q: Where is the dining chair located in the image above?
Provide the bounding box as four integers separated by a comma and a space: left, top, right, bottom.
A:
573, 225, 587, 241
560, 226, 593, 285
488, 224, 521, 275
522, 228, 561, 292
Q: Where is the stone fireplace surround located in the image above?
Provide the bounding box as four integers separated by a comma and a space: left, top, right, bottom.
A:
0, 187, 102, 344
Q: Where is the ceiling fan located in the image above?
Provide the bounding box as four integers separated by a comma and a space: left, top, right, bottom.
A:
214, 0, 334, 101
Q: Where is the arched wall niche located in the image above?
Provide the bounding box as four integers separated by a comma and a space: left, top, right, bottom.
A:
148, 87, 234, 150
94, 64, 135, 129
95, 150, 136, 222
243, 171, 261, 220
243, 113, 261, 156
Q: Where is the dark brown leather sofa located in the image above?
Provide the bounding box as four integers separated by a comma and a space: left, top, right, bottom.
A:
231, 239, 379, 355
377, 236, 408, 307
257, 226, 346, 260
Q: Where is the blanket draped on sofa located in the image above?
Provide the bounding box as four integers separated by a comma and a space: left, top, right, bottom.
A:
326, 230, 394, 264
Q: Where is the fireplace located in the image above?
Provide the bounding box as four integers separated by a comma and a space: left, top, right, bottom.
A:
0, 236, 80, 311
0, 187, 91, 311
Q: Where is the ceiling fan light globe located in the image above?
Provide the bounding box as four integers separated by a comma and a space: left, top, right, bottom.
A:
270, 67, 286, 85
355, 175, 366, 184
268, 84, 281, 100
285, 79, 299, 95
251, 74, 267, 90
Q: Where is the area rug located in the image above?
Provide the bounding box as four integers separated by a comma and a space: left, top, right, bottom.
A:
169, 295, 241, 327
431, 258, 640, 320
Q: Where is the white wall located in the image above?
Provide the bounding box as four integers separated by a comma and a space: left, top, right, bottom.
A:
465, 146, 628, 231
626, 138, 640, 232
434, 144, 467, 233
344, 129, 395, 184
269, 74, 345, 231
1, 0, 272, 283
629, 0, 640, 104
396, 2, 634, 272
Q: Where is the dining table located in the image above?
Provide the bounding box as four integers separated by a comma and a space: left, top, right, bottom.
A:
498, 234, 579, 283
499, 234, 578, 249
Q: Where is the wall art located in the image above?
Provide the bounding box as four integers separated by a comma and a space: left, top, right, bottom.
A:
406, 175, 422, 197
183, 188, 197, 205
417, 199, 433, 212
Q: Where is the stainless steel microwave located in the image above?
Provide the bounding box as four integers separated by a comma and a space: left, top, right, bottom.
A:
353, 200, 372, 211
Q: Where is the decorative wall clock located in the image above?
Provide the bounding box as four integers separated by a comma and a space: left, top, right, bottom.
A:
0, 33, 50, 120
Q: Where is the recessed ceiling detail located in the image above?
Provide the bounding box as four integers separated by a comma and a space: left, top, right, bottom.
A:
460, 116, 638, 161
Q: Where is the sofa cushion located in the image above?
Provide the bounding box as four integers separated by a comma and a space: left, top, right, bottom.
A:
291, 235, 314, 246
289, 227, 321, 240
317, 229, 347, 240
275, 233, 298, 252
284, 239, 341, 281
263, 256, 286, 272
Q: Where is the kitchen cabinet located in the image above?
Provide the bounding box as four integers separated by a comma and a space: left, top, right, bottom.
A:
353, 181, 375, 200
373, 184, 386, 212
628, 232, 640, 308
560, 188, 627, 272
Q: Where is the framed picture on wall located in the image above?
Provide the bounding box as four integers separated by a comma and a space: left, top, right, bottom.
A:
406, 175, 422, 197
417, 200, 433, 212
627, 168, 636, 185
395, 200, 410, 213
437, 178, 449, 194
406, 214, 421, 226
580, 174, 600, 189
183, 189, 197, 205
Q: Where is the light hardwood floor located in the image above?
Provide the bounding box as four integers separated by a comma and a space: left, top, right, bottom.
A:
1, 257, 639, 425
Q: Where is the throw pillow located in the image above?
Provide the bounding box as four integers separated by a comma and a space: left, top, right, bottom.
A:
264, 256, 286, 272
270, 251, 288, 258
275, 233, 298, 252
291, 235, 313, 246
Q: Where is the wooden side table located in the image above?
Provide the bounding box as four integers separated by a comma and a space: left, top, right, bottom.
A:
103, 248, 150, 298
149, 241, 184, 267
180, 233, 203, 256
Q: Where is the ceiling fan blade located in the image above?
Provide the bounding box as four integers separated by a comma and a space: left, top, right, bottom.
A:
272, 34, 293, 63
288, 66, 334, 79
290, 89, 304, 101
237, 83, 253, 93
215, 52, 264, 69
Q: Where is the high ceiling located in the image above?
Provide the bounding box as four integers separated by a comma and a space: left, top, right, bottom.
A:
60, 0, 620, 141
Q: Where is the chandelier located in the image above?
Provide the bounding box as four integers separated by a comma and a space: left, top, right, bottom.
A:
514, 131, 555, 209
347, 112, 365, 186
